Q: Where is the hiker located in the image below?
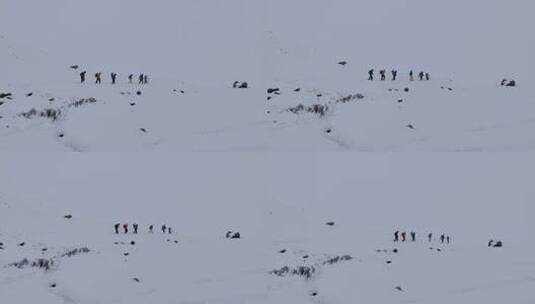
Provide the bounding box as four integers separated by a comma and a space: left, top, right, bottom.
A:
394, 230, 399, 242
80, 71, 87, 83
168, 227, 172, 234
488, 240, 494, 247
440, 234, 445, 244
149, 224, 154, 233
425, 73, 430, 81
143, 75, 149, 84
446, 236, 450, 244
114, 223, 120, 234
161, 224, 167, 233
409, 70, 414, 81
128, 74, 133, 84
380, 70, 386, 81
428, 233, 432, 242
391, 70, 397, 81
139, 74, 144, 84
410, 232, 416, 242
419, 71, 425, 81
368, 69, 374, 81
133, 223, 139, 234
401, 232, 406, 242
123, 223, 128, 234
111, 72, 117, 84
95, 72, 102, 84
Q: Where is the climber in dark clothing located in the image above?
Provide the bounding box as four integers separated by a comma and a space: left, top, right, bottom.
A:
419, 72, 425, 81
149, 224, 154, 233
394, 230, 400, 242
95, 72, 102, 84
168, 227, 172, 234
80, 71, 87, 83
368, 69, 374, 81
440, 234, 445, 244
133, 223, 138, 234
139, 74, 144, 84
401, 232, 406, 242
446, 236, 450, 244
161, 224, 167, 233
128, 74, 133, 84
391, 70, 397, 81
123, 223, 128, 234
425, 73, 430, 81
114, 223, 120, 234
111, 72, 117, 84
428, 233, 432, 242
380, 70, 386, 81
409, 70, 414, 81
143, 75, 149, 84
410, 232, 416, 242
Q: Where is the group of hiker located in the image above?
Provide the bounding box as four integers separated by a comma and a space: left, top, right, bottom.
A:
368, 69, 430, 82
114, 223, 172, 235
394, 231, 451, 244
79, 71, 149, 85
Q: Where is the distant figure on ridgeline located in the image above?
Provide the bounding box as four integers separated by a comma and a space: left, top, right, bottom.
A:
111, 72, 117, 85
168, 227, 172, 234
161, 224, 167, 233
394, 230, 400, 242
149, 224, 154, 233
133, 223, 139, 234
409, 70, 414, 81
380, 69, 386, 81
80, 71, 87, 83
128, 74, 133, 84
95, 72, 102, 84
419, 71, 425, 81
123, 223, 128, 234
401, 231, 407, 242
440, 234, 445, 244
114, 223, 120, 234
391, 70, 398, 81
428, 233, 432, 242
446, 235, 450, 244
139, 74, 144, 84
368, 69, 374, 81
410, 231, 416, 242
143, 75, 149, 84
425, 73, 430, 81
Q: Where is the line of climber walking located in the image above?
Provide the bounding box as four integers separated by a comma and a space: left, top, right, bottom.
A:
114, 223, 172, 234
393, 231, 451, 244
79, 71, 149, 85
368, 69, 430, 82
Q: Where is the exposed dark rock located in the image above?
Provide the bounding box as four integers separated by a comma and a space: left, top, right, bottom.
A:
63, 214, 72, 219
267, 88, 280, 94
325, 221, 335, 226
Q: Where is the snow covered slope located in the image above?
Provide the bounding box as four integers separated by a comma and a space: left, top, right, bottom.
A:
1, 0, 534, 151
1, 154, 535, 303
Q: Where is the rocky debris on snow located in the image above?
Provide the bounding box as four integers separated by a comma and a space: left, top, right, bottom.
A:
279, 249, 287, 254
49, 283, 57, 288
225, 231, 241, 239
130, 102, 136, 106
302, 255, 309, 259
48, 98, 55, 102
267, 88, 280, 94
123, 252, 130, 256
325, 221, 335, 226
20, 108, 62, 121
9, 258, 54, 271
288, 103, 328, 117
406, 124, 415, 130
57, 132, 65, 138
18, 242, 25, 247
133, 278, 140, 283
41, 248, 48, 252
398, 99, 403, 103
61, 247, 90, 258
136, 91, 142, 96
322, 255, 352, 266
0, 92, 12, 99
324, 128, 332, 134
294, 88, 301, 92
69, 65, 79, 70
310, 291, 318, 297
338, 61, 347, 66
172, 89, 186, 94
270, 265, 316, 279
26, 92, 33, 97
139, 128, 147, 133
63, 214, 72, 219
232, 81, 248, 89
395, 286, 403, 292
335, 93, 364, 104
488, 240, 503, 247
69, 97, 97, 108
386, 260, 392, 264
130, 241, 136, 246
404, 87, 410, 92
393, 248, 398, 253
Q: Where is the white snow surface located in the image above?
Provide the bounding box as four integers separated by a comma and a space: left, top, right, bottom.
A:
1, 0, 534, 151
2, 1, 535, 303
